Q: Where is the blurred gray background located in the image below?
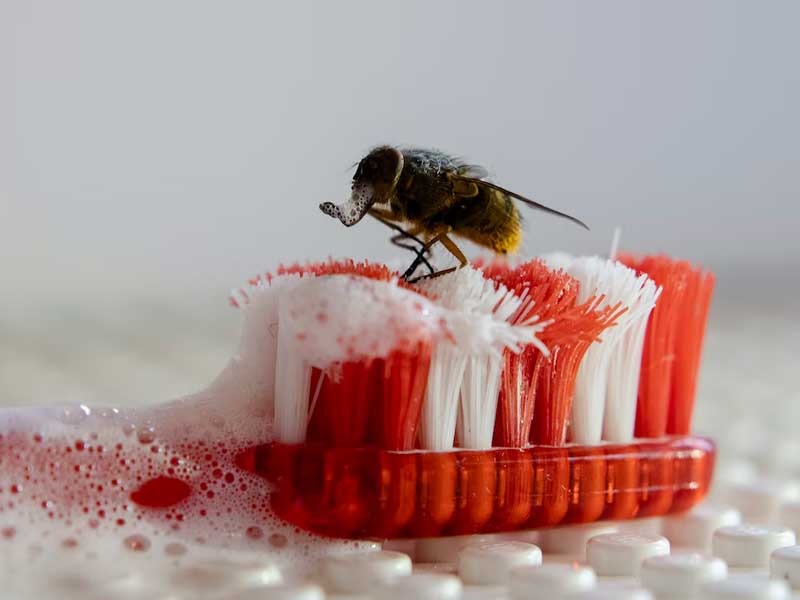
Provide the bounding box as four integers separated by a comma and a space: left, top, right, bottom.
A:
2, 1, 798, 408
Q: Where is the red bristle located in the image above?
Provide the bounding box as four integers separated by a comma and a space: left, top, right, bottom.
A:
620, 254, 714, 438
621, 255, 683, 438
276, 258, 421, 294
276, 259, 432, 451
668, 268, 714, 434
482, 259, 620, 447
307, 342, 433, 451
306, 362, 378, 447
472, 256, 511, 277
278, 258, 394, 280
483, 259, 579, 446
496, 346, 541, 447
532, 300, 622, 445
378, 341, 433, 451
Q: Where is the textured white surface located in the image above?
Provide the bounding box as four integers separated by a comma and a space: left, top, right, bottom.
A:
509, 564, 596, 599
728, 481, 800, 525
457, 541, 542, 585
700, 575, 791, 600
586, 533, 670, 577
319, 551, 412, 593
770, 545, 800, 590
415, 535, 503, 564
376, 573, 463, 600
539, 523, 618, 556
663, 505, 742, 552
712, 525, 796, 568
779, 502, 800, 537
566, 581, 655, 599
640, 553, 727, 598
231, 583, 325, 600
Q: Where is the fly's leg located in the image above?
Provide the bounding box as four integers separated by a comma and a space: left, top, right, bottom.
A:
390, 233, 434, 274
403, 232, 469, 282
407, 266, 458, 283
368, 209, 434, 274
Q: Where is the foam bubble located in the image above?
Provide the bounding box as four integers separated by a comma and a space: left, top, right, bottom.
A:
0, 277, 388, 598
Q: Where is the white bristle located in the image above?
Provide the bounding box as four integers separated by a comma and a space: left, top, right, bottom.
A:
609, 227, 622, 261
273, 275, 445, 444
217, 275, 303, 430
604, 279, 661, 442
456, 308, 550, 449
274, 300, 314, 444
268, 276, 314, 445
420, 343, 468, 451
459, 281, 539, 450
416, 267, 549, 451
416, 267, 499, 451
458, 352, 506, 449
542, 254, 659, 445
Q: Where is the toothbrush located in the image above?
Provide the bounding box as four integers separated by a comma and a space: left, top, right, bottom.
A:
240, 255, 716, 539
0, 254, 715, 556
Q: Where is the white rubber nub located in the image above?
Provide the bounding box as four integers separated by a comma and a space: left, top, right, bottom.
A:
640, 553, 727, 598
712, 524, 796, 568
539, 523, 618, 556
586, 532, 670, 576
415, 535, 499, 564
564, 581, 654, 599
509, 564, 596, 599
319, 550, 412, 593
700, 575, 790, 600
770, 545, 800, 589
729, 481, 800, 525
663, 504, 742, 551
167, 559, 283, 592
376, 573, 462, 600
778, 500, 800, 535
457, 541, 543, 585
228, 582, 324, 600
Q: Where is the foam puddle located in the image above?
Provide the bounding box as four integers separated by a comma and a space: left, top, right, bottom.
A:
0, 398, 378, 595
0, 278, 399, 598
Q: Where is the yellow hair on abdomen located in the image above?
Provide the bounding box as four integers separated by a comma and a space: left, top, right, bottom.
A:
492, 224, 522, 254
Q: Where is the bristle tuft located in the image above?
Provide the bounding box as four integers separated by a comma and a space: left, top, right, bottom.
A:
243, 252, 712, 453
620, 254, 715, 437
415, 266, 548, 450
237, 260, 438, 446
542, 255, 658, 445
604, 275, 661, 442
483, 259, 589, 447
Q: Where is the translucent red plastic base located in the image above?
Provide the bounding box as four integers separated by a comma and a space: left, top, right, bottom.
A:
249, 436, 715, 539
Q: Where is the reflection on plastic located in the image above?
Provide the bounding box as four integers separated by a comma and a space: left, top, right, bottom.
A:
249, 436, 714, 539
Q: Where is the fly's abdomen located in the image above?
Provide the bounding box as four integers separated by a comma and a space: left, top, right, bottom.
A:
448, 189, 522, 254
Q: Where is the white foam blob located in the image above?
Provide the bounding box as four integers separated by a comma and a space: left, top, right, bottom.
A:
0, 275, 406, 598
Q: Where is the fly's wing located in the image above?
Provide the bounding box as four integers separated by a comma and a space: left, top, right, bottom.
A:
456, 164, 490, 180
451, 175, 590, 230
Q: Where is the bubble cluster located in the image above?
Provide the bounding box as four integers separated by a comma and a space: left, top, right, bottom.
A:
0, 373, 374, 597
0, 276, 413, 597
